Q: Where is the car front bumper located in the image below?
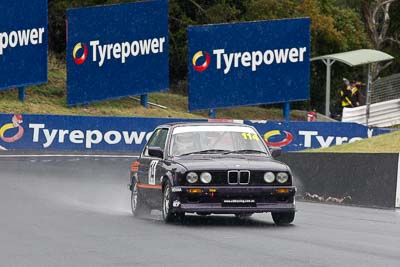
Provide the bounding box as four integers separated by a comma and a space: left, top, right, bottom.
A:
170, 185, 296, 214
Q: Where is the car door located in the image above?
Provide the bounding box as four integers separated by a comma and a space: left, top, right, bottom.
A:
138, 127, 169, 207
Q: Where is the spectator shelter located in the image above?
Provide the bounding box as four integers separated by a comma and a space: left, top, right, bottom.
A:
311, 49, 393, 123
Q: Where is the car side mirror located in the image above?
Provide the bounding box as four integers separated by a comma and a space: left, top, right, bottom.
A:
148, 146, 164, 158
270, 147, 282, 158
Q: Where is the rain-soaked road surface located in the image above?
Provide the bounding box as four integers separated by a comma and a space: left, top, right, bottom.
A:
1, 154, 400, 267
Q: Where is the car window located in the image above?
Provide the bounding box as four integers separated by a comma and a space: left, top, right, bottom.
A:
169, 125, 268, 156
204, 131, 235, 151
143, 128, 169, 157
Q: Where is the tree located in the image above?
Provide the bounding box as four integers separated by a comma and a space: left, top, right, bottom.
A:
48, 0, 135, 55
363, 0, 400, 78
169, 0, 246, 86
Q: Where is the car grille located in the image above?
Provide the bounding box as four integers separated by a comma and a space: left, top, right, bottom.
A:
183, 171, 291, 186
228, 170, 250, 185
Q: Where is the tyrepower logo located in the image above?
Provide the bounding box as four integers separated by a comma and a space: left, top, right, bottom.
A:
192, 51, 210, 72
192, 47, 307, 74
73, 43, 88, 65
264, 130, 293, 147
0, 28, 45, 56
29, 124, 153, 149
72, 37, 166, 67
0, 114, 24, 143
263, 129, 367, 149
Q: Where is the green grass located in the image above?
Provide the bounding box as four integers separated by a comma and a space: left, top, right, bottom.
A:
0, 57, 305, 121
305, 130, 400, 153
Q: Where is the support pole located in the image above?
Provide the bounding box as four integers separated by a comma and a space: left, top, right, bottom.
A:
208, 109, 216, 119
140, 94, 149, 108
366, 64, 372, 126
322, 59, 335, 117
18, 87, 25, 102
283, 102, 290, 121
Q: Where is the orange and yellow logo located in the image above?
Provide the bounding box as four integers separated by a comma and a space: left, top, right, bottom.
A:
73, 43, 88, 65
0, 114, 24, 143
192, 51, 210, 72
264, 130, 293, 147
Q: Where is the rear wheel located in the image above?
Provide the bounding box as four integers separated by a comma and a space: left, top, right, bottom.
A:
131, 180, 151, 217
271, 211, 295, 225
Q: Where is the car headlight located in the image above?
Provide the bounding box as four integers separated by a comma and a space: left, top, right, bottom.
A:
276, 172, 289, 183
186, 172, 198, 183
264, 172, 275, 183
200, 172, 212, 184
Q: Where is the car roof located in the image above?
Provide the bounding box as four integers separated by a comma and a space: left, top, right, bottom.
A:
157, 121, 250, 129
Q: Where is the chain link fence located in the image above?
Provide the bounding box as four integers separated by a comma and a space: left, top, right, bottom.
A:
371, 73, 400, 104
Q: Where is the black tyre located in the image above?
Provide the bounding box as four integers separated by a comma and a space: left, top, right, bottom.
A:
271, 211, 295, 225
162, 180, 184, 223
131, 180, 151, 217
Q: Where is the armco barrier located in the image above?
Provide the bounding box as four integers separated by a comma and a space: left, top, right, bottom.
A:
342, 98, 400, 127
0, 113, 393, 152
280, 153, 400, 208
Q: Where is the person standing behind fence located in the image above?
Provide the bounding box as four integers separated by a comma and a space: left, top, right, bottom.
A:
339, 78, 354, 112
351, 81, 362, 107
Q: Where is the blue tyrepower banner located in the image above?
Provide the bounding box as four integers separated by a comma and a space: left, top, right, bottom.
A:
188, 18, 311, 111
0, 114, 199, 151
0, 0, 48, 91
66, 0, 169, 106
0, 114, 392, 152
245, 120, 391, 151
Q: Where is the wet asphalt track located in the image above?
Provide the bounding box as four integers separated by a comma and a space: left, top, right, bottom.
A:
1, 154, 400, 267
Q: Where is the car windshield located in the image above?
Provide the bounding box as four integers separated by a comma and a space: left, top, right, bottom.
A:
169, 125, 269, 156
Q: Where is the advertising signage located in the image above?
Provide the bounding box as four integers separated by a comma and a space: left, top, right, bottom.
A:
188, 18, 311, 111
67, 0, 169, 106
0, 0, 48, 91
0, 113, 199, 151
0, 113, 391, 152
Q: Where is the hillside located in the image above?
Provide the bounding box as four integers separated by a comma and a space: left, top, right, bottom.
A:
0, 58, 306, 121
305, 130, 400, 153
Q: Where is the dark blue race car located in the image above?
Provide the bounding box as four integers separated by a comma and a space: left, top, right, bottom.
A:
128, 122, 296, 224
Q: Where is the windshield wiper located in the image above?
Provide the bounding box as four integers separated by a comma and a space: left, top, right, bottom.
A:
223, 149, 269, 155
178, 149, 229, 156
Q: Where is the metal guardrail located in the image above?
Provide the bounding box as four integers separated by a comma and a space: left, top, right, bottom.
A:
342, 98, 400, 127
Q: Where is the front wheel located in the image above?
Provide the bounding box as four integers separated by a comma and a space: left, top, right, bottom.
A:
131, 180, 151, 217
162, 181, 184, 223
271, 211, 295, 225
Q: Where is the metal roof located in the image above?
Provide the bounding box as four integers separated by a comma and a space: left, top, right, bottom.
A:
311, 49, 394, 66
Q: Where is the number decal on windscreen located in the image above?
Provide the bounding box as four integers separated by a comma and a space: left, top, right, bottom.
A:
241, 132, 260, 141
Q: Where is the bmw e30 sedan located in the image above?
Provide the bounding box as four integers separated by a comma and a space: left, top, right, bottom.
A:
128, 122, 296, 225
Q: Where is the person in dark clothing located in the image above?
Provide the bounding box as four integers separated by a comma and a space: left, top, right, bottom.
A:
339, 78, 362, 119
350, 81, 361, 107
339, 78, 354, 109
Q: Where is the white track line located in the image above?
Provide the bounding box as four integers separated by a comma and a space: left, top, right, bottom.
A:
0, 154, 138, 158
396, 153, 400, 208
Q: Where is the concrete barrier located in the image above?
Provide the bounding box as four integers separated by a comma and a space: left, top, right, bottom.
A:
280, 152, 400, 208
